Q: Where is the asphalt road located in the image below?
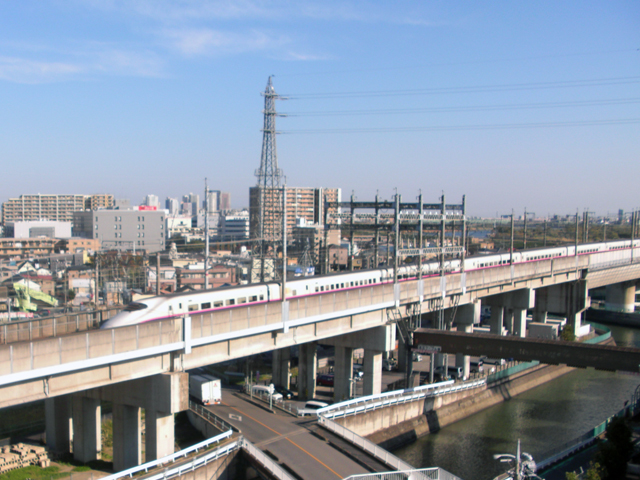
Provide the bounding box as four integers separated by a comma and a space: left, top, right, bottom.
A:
210, 389, 371, 480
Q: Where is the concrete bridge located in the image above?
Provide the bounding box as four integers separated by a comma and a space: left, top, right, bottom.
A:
1, 245, 640, 472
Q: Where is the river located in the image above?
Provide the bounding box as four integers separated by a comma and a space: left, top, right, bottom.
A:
393, 322, 640, 480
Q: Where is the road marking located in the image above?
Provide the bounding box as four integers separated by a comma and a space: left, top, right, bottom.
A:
228, 405, 343, 479
229, 413, 242, 421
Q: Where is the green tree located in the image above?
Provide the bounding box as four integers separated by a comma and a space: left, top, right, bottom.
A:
595, 416, 632, 479
560, 325, 575, 342
585, 462, 603, 480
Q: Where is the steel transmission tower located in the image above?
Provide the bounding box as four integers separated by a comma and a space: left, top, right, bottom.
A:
252, 76, 286, 282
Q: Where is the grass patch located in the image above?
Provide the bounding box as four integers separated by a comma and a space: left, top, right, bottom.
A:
71, 466, 91, 472
0, 465, 66, 480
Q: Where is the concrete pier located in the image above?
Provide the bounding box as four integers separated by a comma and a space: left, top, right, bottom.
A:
297, 342, 317, 401
605, 281, 637, 313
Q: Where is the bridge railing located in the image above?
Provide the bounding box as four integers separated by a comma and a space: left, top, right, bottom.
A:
317, 379, 486, 420
318, 414, 416, 472
343, 467, 462, 480
100, 430, 236, 480
0, 318, 183, 380
0, 307, 122, 344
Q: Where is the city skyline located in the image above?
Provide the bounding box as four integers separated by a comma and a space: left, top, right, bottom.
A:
1, 1, 638, 217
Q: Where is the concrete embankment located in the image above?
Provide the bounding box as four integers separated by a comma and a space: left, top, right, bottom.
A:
352, 363, 576, 451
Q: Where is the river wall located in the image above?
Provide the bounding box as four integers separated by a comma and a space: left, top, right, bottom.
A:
355, 363, 575, 451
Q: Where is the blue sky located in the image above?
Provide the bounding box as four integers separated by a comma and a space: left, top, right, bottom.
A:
0, 1, 638, 217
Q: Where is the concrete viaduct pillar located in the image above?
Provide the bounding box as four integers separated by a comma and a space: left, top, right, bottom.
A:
334, 346, 353, 401
72, 396, 101, 463
272, 347, 291, 389
605, 281, 636, 313
113, 404, 141, 469
80, 372, 188, 471
454, 301, 481, 379
45, 396, 72, 455
483, 289, 535, 338
297, 342, 317, 401
533, 280, 589, 338
324, 325, 395, 401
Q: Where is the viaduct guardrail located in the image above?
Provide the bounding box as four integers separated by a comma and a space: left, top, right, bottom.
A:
0, 307, 122, 344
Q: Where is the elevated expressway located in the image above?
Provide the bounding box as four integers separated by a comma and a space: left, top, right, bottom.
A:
1, 249, 640, 409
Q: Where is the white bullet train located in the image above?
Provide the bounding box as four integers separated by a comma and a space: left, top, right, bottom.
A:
100, 239, 640, 329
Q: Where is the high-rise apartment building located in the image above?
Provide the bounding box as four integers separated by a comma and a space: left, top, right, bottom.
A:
249, 187, 341, 240
2, 194, 114, 225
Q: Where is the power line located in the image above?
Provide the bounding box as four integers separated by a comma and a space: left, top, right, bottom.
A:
283, 76, 640, 99
281, 97, 640, 117
281, 118, 640, 134
277, 48, 640, 78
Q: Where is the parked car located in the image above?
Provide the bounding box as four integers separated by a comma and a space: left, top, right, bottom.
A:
316, 374, 334, 387
273, 385, 295, 399
305, 400, 329, 410
251, 385, 283, 401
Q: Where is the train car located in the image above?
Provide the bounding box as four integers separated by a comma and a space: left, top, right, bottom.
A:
100, 239, 639, 329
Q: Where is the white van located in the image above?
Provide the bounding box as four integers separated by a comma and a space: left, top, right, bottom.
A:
251, 385, 283, 401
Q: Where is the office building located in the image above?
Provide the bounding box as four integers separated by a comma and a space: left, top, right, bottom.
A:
73, 209, 166, 253
165, 197, 180, 216
220, 211, 250, 241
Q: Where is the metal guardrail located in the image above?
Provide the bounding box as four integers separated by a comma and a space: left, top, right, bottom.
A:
239, 437, 298, 480
189, 401, 240, 432
318, 414, 416, 472
313, 380, 482, 477
101, 430, 235, 480
343, 467, 462, 480
317, 379, 486, 420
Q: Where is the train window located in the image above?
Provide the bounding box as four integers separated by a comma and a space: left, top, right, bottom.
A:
350, 282, 354, 287
315, 286, 319, 292
250, 295, 258, 302
259, 295, 264, 301
124, 302, 147, 312
188, 305, 198, 312
331, 284, 335, 290
201, 302, 211, 309
341, 283, 344, 288
226, 299, 235, 306
320, 286, 324, 291
214, 301, 223, 307
179, 303, 182, 309
238, 297, 247, 304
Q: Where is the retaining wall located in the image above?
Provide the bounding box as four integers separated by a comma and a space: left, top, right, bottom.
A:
361, 363, 574, 450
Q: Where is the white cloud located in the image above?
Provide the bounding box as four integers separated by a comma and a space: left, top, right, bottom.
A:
0, 56, 83, 84
161, 28, 288, 56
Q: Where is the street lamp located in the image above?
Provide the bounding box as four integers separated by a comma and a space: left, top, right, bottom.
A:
493, 440, 541, 480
